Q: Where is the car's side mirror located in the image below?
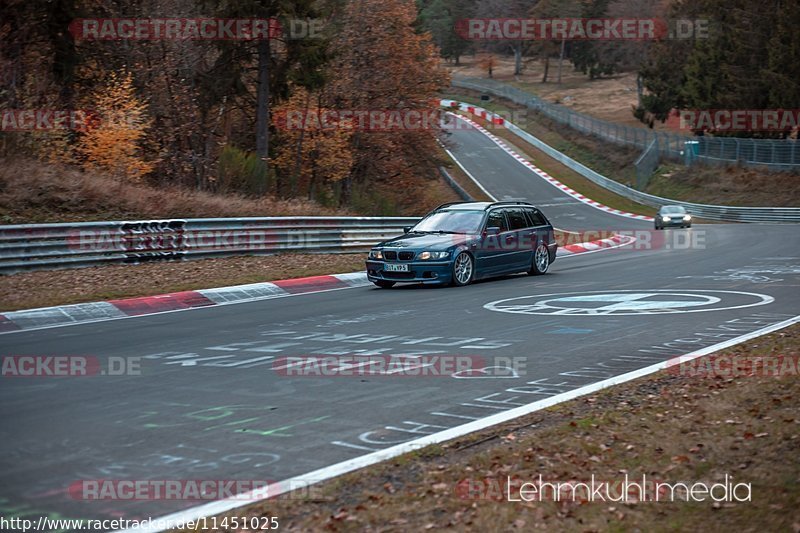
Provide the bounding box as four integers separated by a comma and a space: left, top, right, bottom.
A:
484, 226, 500, 235
403, 226, 412, 234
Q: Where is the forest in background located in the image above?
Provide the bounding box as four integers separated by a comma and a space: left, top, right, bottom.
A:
1, 0, 798, 217
419, 0, 799, 130
2, 0, 448, 214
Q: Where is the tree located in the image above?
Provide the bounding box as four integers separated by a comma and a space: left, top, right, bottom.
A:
78, 71, 155, 181
416, 0, 473, 65
210, 0, 332, 195
570, 0, 616, 79
327, 0, 449, 205
766, 0, 800, 108
638, 0, 800, 136
473, 0, 531, 76
271, 86, 353, 200
530, 0, 581, 84
479, 54, 497, 78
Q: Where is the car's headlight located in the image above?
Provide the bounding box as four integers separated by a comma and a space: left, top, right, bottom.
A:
418, 251, 450, 260
662, 216, 670, 222
368, 249, 383, 260
683, 215, 692, 221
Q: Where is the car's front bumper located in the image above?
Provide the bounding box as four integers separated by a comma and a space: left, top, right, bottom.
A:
366, 260, 453, 284
658, 218, 691, 227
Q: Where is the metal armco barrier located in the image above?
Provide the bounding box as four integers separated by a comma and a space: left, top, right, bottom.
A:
439, 166, 476, 201
0, 217, 420, 274
442, 99, 800, 224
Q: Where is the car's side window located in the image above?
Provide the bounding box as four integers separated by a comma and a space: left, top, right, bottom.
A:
485, 210, 509, 232
525, 208, 547, 227
505, 208, 529, 231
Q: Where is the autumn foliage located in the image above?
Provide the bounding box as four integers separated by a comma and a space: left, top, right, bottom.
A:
271, 87, 354, 200
77, 71, 155, 181
271, 0, 451, 208
0, 0, 449, 214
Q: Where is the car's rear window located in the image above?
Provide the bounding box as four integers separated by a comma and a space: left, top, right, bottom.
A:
525, 208, 547, 226
504, 208, 529, 230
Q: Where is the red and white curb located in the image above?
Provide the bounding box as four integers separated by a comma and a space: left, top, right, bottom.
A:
0, 273, 370, 334
0, 233, 634, 334
558, 233, 636, 256
440, 99, 654, 222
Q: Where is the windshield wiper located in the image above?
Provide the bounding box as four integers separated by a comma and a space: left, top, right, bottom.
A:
413, 230, 459, 234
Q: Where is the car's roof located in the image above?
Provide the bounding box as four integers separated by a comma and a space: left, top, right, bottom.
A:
440, 201, 536, 211
442, 202, 493, 210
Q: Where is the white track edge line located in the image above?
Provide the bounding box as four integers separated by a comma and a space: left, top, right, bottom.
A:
443, 146, 497, 201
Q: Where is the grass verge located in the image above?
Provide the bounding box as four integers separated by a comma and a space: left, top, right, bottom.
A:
183, 321, 800, 532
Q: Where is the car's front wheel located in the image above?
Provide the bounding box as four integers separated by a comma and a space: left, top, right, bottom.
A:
529, 243, 550, 275
451, 252, 474, 286
373, 280, 395, 289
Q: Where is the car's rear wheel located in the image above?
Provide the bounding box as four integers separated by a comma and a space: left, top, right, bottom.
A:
373, 280, 395, 289
452, 252, 474, 286
529, 243, 550, 275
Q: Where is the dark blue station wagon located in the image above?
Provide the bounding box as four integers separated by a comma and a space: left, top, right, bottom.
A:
366, 201, 558, 288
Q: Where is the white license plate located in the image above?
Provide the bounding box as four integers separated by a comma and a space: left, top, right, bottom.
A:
384, 263, 410, 272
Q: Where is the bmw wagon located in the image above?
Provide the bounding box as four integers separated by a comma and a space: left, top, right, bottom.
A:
365, 201, 558, 288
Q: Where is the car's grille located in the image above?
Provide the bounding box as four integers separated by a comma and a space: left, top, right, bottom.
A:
399, 251, 414, 261
384, 251, 397, 260
383, 271, 414, 279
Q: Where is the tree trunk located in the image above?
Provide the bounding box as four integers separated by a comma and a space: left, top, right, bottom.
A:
255, 39, 271, 195
290, 92, 311, 197
557, 38, 566, 84
542, 57, 549, 83
636, 72, 644, 108
514, 42, 522, 75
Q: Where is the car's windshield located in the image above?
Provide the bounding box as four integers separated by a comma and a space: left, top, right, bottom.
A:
661, 206, 686, 214
411, 210, 485, 234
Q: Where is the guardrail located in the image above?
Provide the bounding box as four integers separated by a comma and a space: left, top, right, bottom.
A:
452, 77, 800, 171
443, 99, 800, 223
0, 217, 421, 274
439, 166, 475, 201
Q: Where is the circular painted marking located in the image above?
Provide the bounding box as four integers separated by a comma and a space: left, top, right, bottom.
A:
484, 289, 775, 316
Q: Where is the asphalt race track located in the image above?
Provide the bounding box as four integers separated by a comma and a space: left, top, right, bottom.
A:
1, 116, 799, 525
